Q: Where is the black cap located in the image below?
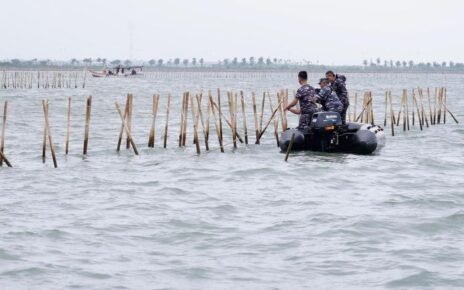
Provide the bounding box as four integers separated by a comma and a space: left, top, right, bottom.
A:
319, 78, 327, 84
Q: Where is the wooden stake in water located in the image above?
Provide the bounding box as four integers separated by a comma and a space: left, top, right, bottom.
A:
65, 97, 71, 155
42, 101, 48, 163
389, 92, 395, 136
217, 89, 223, 146
284, 133, 296, 162
126, 94, 133, 149
182, 92, 189, 147
209, 95, 224, 153
268, 93, 280, 147
240, 91, 248, 145
196, 94, 209, 151
252, 92, 260, 144
148, 94, 159, 148
0, 100, 7, 166
117, 95, 130, 151
163, 94, 171, 148
83, 96, 92, 155
413, 93, 423, 131
259, 92, 266, 133
179, 93, 186, 147
42, 100, 58, 168
190, 95, 201, 154
256, 98, 284, 143
115, 101, 139, 155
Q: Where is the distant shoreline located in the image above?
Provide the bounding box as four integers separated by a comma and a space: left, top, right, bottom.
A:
1, 66, 464, 74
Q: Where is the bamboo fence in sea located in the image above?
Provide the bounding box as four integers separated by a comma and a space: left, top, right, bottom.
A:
0, 87, 459, 168
1, 70, 88, 89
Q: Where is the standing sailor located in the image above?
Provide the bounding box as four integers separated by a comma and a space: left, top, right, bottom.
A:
326, 71, 349, 123
285, 71, 319, 129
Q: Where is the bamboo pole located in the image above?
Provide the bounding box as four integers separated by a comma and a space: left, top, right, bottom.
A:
148, 94, 159, 147
217, 89, 223, 146
234, 92, 238, 146
353, 93, 358, 122
115, 102, 139, 155
240, 91, 248, 145
117, 95, 130, 151
419, 88, 429, 128
126, 94, 133, 149
413, 94, 423, 131
369, 92, 374, 125
65, 97, 71, 155
0, 150, 11, 167
0, 100, 7, 166
209, 95, 224, 152
42, 100, 58, 168
211, 101, 244, 143
190, 95, 201, 154
396, 93, 403, 126
389, 92, 395, 136
179, 93, 186, 147
259, 92, 266, 133
196, 94, 209, 150
252, 92, 260, 144
42, 101, 48, 163
284, 133, 296, 162
427, 88, 433, 125
355, 97, 373, 122
163, 94, 171, 148
182, 92, 189, 146
83, 96, 92, 155
268, 93, 280, 147
256, 98, 284, 143
227, 92, 237, 148
445, 108, 459, 124
205, 92, 211, 147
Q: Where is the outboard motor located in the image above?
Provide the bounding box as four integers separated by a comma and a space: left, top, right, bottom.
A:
306, 112, 342, 151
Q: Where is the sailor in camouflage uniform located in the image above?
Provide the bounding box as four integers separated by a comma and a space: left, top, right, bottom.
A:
285, 71, 319, 129
316, 78, 343, 114
326, 71, 349, 123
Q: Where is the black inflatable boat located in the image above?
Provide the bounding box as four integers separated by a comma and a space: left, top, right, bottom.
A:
279, 112, 386, 155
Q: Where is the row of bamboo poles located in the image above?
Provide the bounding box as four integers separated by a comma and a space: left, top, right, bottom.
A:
348, 87, 458, 136
1, 70, 87, 89
0, 87, 458, 168
115, 89, 289, 157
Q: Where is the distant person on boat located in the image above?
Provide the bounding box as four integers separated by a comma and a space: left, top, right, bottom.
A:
285, 71, 319, 129
316, 78, 343, 115
326, 71, 349, 124
131, 69, 137, 75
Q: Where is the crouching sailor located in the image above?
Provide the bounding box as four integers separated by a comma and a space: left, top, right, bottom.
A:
316, 78, 343, 115
285, 71, 319, 129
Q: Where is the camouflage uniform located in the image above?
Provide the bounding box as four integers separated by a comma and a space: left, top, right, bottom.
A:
330, 74, 349, 123
295, 84, 319, 129
316, 86, 343, 113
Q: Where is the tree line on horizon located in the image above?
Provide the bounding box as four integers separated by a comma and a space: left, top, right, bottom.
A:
1, 57, 463, 71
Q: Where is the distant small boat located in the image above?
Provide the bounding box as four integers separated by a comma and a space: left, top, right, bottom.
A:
89, 66, 144, 78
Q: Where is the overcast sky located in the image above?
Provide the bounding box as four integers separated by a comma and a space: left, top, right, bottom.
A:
0, 0, 462, 65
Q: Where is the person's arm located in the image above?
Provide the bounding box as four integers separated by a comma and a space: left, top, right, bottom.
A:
289, 107, 300, 114
285, 98, 298, 111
